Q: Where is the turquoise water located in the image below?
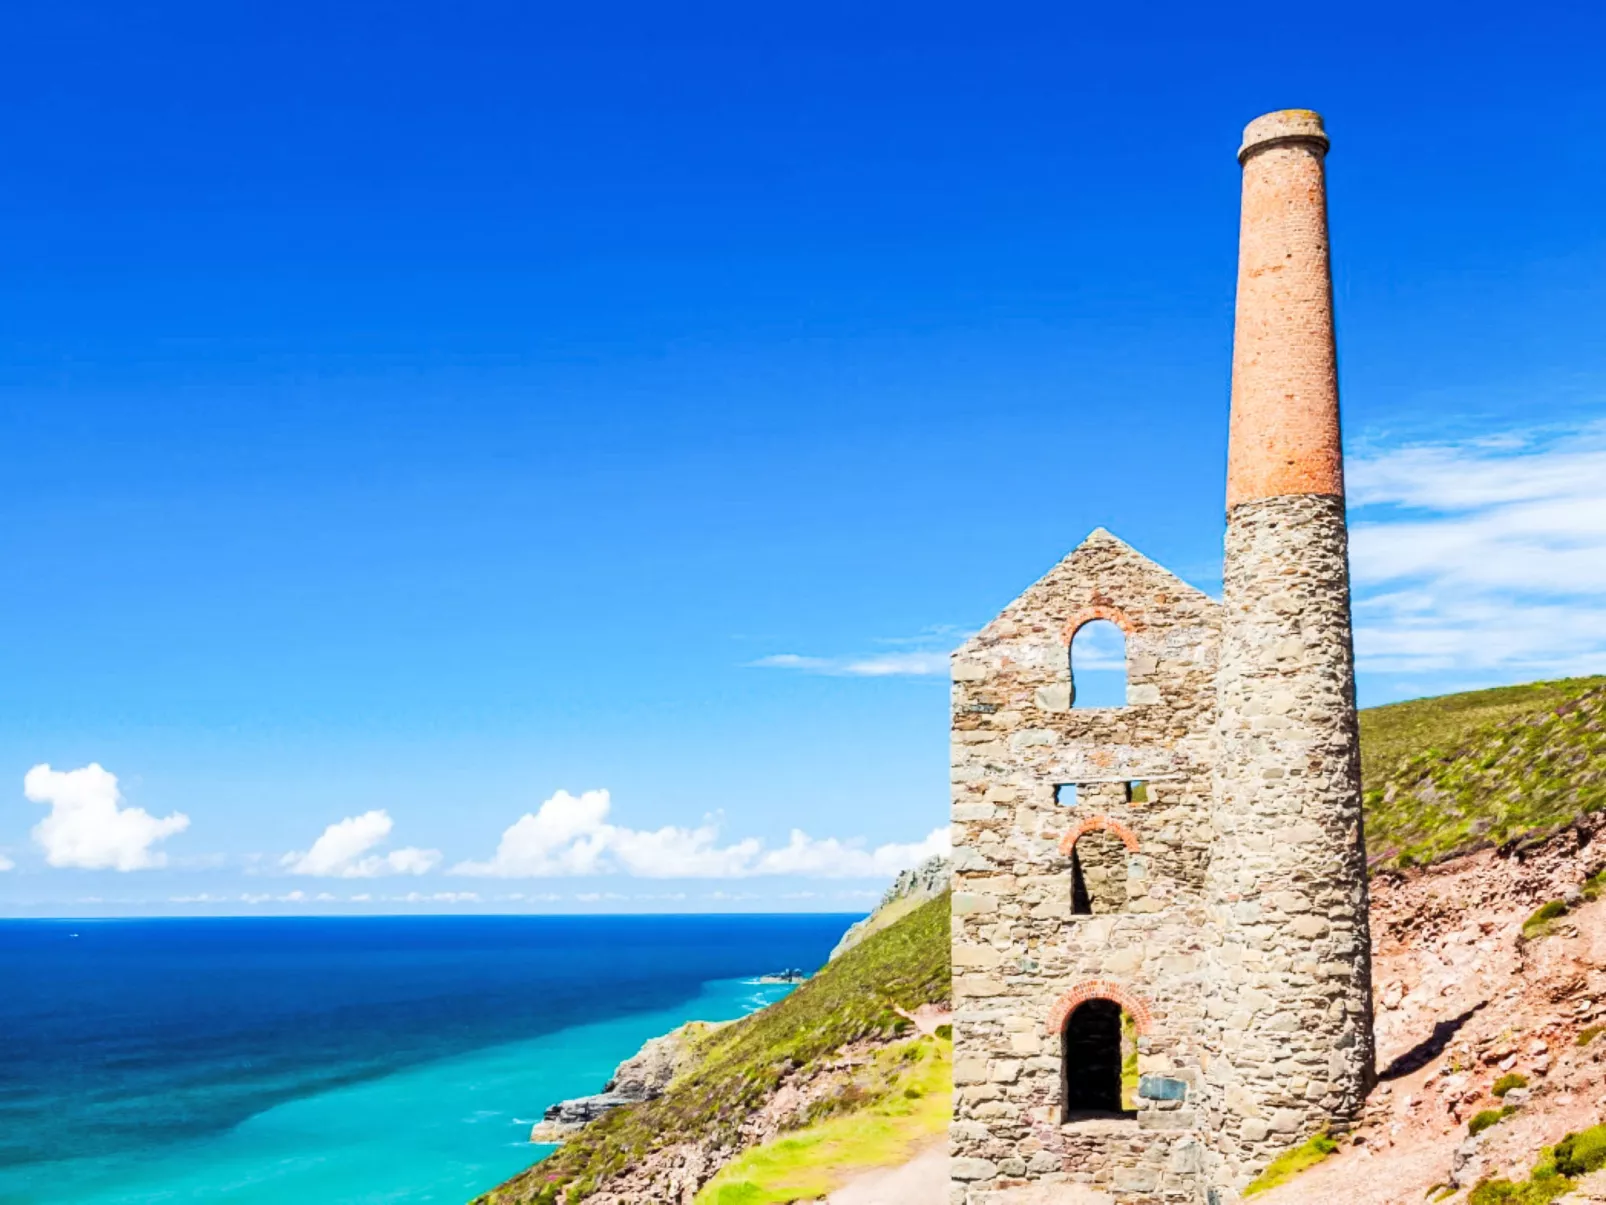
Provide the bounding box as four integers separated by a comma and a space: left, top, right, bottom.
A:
16, 975, 788, 1205
0, 916, 847, 1205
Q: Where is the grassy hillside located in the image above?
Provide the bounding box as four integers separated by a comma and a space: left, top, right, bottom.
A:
692, 1034, 950, 1204
1361, 676, 1606, 869
479, 892, 951, 1204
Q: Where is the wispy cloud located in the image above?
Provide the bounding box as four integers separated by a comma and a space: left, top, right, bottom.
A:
453, 788, 950, 880
747, 626, 967, 678
1348, 420, 1606, 675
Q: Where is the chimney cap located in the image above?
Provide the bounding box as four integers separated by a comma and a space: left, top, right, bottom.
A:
1238, 109, 1329, 164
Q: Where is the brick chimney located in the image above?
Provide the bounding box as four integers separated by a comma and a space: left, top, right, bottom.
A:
1226, 109, 1344, 510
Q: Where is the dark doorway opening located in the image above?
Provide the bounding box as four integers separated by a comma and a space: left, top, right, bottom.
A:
1061, 998, 1130, 1120
1070, 849, 1092, 915
1067, 831, 1127, 916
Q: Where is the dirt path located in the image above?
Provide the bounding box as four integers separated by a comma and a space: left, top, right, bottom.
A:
825, 1142, 947, 1204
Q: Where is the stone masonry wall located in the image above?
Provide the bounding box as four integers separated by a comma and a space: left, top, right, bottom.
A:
950, 529, 1221, 1205
1201, 493, 1375, 1197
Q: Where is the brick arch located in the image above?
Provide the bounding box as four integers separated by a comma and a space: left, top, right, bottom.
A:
1059, 815, 1140, 855
1061, 604, 1138, 644
1047, 980, 1154, 1036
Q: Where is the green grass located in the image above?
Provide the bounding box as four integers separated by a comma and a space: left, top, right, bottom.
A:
1466, 1123, 1606, 1204
1120, 1010, 1139, 1110
1360, 678, 1606, 869
1469, 1106, 1519, 1136
690, 1036, 950, 1205
1492, 1073, 1529, 1098
1577, 1025, 1605, 1047
1468, 1177, 1573, 1205
1242, 1132, 1338, 1197
478, 892, 951, 1204
1584, 867, 1606, 902
1359, 677, 1606, 788
1522, 900, 1570, 941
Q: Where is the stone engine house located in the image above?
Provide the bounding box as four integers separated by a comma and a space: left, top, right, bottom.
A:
949, 110, 1375, 1204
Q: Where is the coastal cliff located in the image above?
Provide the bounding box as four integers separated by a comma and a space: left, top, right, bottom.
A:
477, 889, 952, 1204
529, 1021, 719, 1143
829, 854, 950, 962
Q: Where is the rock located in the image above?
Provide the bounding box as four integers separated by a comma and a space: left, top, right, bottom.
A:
1449, 1134, 1484, 1189
529, 1023, 707, 1143
829, 856, 951, 961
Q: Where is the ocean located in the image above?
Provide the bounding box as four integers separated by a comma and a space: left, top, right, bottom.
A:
0, 914, 853, 1204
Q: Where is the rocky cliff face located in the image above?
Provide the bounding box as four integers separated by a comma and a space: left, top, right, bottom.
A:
529, 1022, 712, 1143
829, 854, 950, 962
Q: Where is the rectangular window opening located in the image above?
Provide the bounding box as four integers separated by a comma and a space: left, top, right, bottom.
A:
1125, 780, 1148, 805
1054, 783, 1079, 807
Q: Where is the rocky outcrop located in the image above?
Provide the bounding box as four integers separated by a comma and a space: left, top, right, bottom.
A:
529, 1023, 709, 1143
829, 855, 950, 961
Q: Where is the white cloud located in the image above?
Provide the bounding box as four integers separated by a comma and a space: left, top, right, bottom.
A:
1067, 620, 1128, 670
749, 650, 950, 677
610, 823, 763, 878
0, 853, 13, 872
454, 789, 950, 881
755, 826, 951, 877
25, 764, 190, 871
748, 653, 829, 671
282, 810, 442, 878
747, 628, 968, 678
1348, 421, 1606, 675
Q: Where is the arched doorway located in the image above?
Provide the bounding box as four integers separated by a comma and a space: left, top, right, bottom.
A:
1061, 998, 1136, 1120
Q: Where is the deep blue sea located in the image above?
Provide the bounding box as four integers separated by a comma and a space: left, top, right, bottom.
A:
0, 914, 853, 1204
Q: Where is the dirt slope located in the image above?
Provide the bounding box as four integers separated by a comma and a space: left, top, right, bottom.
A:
1255, 819, 1606, 1203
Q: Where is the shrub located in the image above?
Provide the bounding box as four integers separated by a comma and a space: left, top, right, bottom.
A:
1550, 1124, 1606, 1178
1492, 1073, 1529, 1098
1576, 1024, 1604, 1047
1468, 1106, 1518, 1136
1468, 1177, 1573, 1205
1522, 900, 1569, 940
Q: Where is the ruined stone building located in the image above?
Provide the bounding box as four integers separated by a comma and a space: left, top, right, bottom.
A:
949, 111, 1375, 1204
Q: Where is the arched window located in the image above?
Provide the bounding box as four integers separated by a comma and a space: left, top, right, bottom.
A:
1068, 830, 1128, 915
1061, 999, 1138, 1120
1069, 619, 1127, 709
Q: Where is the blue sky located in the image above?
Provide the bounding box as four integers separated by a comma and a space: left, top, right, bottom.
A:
2, 1, 1603, 913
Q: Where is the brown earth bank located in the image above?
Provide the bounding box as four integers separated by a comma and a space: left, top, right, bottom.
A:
1252, 813, 1606, 1204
